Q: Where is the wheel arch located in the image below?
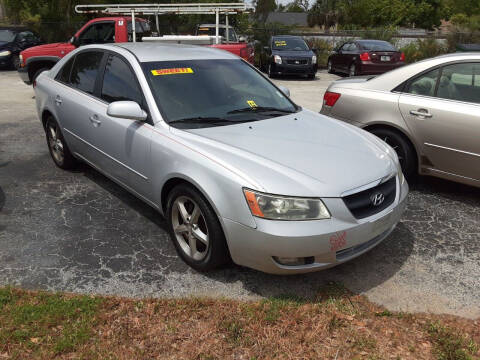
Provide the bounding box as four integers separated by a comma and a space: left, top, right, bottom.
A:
41, 109, 56, 130
26, 57, 59, 82
363, 122, 420, 171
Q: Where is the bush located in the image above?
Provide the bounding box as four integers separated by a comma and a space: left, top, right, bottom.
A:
400, 38, 447, 63
305, 38, 333, 67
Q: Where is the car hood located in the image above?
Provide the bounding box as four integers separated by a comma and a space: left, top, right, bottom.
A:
173, 110, 396, 197
272, 49, 312, 57
22, 42, 68, 54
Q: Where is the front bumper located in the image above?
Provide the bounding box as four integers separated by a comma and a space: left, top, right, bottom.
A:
272, 63, 317, 75
0, 54, 12, 68
223, 176, 408, 274
18, 66, 31, 85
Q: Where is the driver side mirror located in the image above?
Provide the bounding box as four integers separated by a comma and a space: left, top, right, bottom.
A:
278, 85, 290, 98
107, 101, 148, 121
70, 36, 79, 47
238, 35, 246, 43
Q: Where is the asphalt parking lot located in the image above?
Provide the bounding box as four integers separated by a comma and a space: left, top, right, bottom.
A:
1, 69, 479, 319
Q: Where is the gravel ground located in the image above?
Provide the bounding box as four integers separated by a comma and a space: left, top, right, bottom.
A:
0, 70, 479, 319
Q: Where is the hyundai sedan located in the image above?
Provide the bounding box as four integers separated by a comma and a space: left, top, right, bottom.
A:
34, 43, 408, 274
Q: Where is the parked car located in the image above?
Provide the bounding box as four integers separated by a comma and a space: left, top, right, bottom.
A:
0, 27, 42, 70
18, 17, 151, 85
258, 35, 318, 79
321, 53, 480, 188
195, 23, 245, 43
34, 43, 407, 274
327, 40, 405, 77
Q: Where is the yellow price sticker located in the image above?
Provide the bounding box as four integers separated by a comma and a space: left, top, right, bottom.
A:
151, 67, 194, 76
247, 100, 258, 108
275, 41, 287, 46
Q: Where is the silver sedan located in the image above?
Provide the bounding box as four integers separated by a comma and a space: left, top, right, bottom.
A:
34, 43, 408, 274
321, 53, 480, 187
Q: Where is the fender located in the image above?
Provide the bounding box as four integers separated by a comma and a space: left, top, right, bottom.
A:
25, 55, 61, 66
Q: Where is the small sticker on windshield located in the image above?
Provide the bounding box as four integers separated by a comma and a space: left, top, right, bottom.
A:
247, 100, 258, 108
151, 68, 194, 76
275, 41, 287, 46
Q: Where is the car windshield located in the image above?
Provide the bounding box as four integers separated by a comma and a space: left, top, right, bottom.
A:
197, 27, 237, 42
0, 30, 15, 42
142, 59, 298, 128
272, 38, 309, 51
359, 41, 396, 51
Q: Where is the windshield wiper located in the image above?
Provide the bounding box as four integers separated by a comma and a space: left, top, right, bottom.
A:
227, 106, 295, 115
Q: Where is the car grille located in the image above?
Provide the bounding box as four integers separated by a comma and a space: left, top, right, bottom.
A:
343, 177, 396, 219
286, 59, 308, 65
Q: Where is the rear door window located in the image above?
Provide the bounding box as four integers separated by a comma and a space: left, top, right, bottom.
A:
406, 68, 440, 97
437, 63, 480, 104
70, 51, 104, 95
101, 55, 143, 104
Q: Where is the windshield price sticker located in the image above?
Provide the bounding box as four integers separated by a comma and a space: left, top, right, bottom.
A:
247, 100, 258, 108
275, 41, 287, 46
151, 68, 194, 76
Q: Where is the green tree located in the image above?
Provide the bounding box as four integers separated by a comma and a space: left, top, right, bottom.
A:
253, 0, 277, 22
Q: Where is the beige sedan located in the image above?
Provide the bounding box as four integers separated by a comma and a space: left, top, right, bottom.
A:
321, 53, 480, 188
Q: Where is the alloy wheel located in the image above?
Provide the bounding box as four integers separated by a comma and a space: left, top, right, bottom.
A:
327, 60, 332, 72
47, 122, 64, 165
12, 55, 20, 70
381, 135, 406, 170
171, 196, 209, 261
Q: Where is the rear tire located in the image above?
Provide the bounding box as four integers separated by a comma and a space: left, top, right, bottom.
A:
45, 116, 77, 170
349, 63, 356, 77
369, 127, 417, 181
166, 184, 230, 272
327, 59, 333, 74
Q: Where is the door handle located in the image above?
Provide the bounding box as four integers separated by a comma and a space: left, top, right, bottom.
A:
89, 114, 101, 127
54, 95, 62, 106
410, 109, 432, 118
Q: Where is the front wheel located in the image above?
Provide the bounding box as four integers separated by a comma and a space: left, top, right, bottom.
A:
369, 128, 417, 181
32, 67, 49, 85
11, 55, 20, 70
166, 184, 230, 272
268, 63, 275, 78
327, 59, 333, 73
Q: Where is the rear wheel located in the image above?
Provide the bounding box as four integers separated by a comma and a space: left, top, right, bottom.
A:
369, 128, 417, 181
45, 116, 77, 170
349, 63, 356, 77
166, 184, 230, 272
327, 59, 333, 73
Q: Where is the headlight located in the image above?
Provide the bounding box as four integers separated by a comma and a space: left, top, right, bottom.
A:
244, 189, 330, 220
0, 50, 11, 57
274, 55, 282, 64
312, 55, 317, 64
19, 54, 23, 64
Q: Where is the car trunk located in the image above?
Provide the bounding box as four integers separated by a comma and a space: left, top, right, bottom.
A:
368, 51, 401, 64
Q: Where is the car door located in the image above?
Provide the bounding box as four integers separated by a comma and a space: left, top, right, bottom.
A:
331, 43, 347, 72
53, 50, 105, 163
90, 53, 152, 198
77, 21, 116, 46
398, 62, 480, 181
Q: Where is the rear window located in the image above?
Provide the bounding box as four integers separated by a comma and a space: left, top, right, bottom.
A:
359, 41, 396, 51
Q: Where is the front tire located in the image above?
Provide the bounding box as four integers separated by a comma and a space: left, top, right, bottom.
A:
11, 55, 20, 70
327, 59, 333, 74
268, 63, 275, 78
32, 67, 49, 85
166, 184, 230, 272
45, 116, 77, 170
369, 128, 417, 181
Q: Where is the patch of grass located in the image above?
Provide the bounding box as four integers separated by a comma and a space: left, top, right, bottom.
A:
0, 290, 101, 356
0, 286, 15, 309
427, 321, 479, 360
261, 294, 305, 323
353, 334, 377, 352
327, 314, 345, 333
375, 310, 393, 317
220, 320, 244, 345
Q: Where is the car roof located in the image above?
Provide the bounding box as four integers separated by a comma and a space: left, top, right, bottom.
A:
356, 39, 390, 43
272, 35, 301, 39
106, 42, 238, 62
0, 26, 28, 32
197, 24, 230, 28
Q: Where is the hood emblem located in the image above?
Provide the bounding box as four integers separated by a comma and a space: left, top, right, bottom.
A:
371, 192, 385, 206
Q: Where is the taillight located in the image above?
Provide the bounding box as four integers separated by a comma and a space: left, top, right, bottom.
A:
400, 52, 405, 61
359, 52, 370, 61
323, 91, 341, 107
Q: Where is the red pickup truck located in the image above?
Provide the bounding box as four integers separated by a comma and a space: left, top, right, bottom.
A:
18, 17, 254, 85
